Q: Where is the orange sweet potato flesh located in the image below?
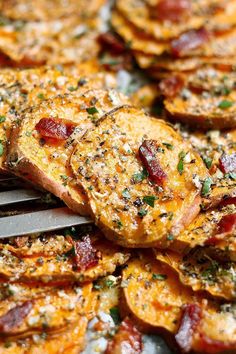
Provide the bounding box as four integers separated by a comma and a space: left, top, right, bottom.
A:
155, 248, 236, 300
122, 254, 236, 353
0, 231, 130, 284
116, 0, 234, 41
0, 65, 117, 173
71, 105, 208, 248
7, 90, 128, 214
169, 204, 236, 260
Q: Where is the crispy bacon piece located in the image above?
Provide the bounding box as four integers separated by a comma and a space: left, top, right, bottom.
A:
0, 301, 33, 333
217, 213, 236, 234
105, 318, 143, 354
139, 140, 167, 185
219, 197, 236, 207
171, 28, 209, 58
197, 333, 236, 353
156, 0, 191, 22
175, 304, 202, 353
73, 235, 100, 272
35, 118, 75, 140
98, 31, 126, 55
159, 75, 184, 97
219, 153, 236, 174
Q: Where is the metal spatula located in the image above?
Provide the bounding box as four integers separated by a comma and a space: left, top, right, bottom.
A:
0, 176, 92, 239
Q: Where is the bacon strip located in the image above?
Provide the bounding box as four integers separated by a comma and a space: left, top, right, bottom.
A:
171, 28, 209, 58
105, 318, 143, 354
0, 301, 33, 333
156, 0, 191, 22
219, 153, 236, 174
159, 75, 184, 97
73, 235, 100, 272
98, 31, 126, 55
217, 213, 236, 234
139, 140, 167, 185
219, 197, 236, 207
35, 118, 75, 140
175, 304, 202, 353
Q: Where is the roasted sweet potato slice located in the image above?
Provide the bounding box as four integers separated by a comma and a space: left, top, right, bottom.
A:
181, 128, 236, 208
0, 283, 93, 338
0, 65, 117, 173
0, 230, 130, 284
135, 51, 236, 72
155, 248, 236, 300
164, 81, 236, 130
122, 254, 236, 353
71, 105, 208, 247
116, 0, 234, 41
7, 90, 128, 214
0, 282, 97, 353
169, 204, 236, 260
0, 15, 100, 67
111, 11, 168, 56
0, 0, 105, 21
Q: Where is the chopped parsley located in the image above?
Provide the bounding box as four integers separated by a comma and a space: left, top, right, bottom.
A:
109, 307, 121, 325
143, 195, 157, 208
122, 188, 131, 199
68, 86, 78, 92
152, 273, 167, 281
132, 168, 148, 183
201, 177, 213, 196
0, 142, 3, 157
86, 106, 99, 115
37, 93, 45, 100
167, 233, 174, 241
218, 100, 233, 109
203, 156, 212, 169
163, 142, 174, 150
177, 151, 186, 175
0, 115, 6, 123
138, 208, 148, 217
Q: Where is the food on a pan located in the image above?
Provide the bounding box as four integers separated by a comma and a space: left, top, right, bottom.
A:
7, 90, 128, 214
0, 0, 236, 352
156, 248, 236, 300
71, 105, 208, 247
0, 228, 130, 283
0, 64, 117, 173
122, 254, 236, 353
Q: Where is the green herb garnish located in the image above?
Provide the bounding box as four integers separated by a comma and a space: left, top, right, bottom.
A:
138, 208, 148, 217
0, 142, 3, 157
109, 307, 121, 325
201, 177, 213, 196
132, 168, 148, 183
86, 106, 99, 115
203, 156, 212, 169
177, 151, 186, 175
0, 115, 6, 123
218, 100, 233, 109
143, 195, 157, 208
122, 188, 131, 199
152, 273, 167, 281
